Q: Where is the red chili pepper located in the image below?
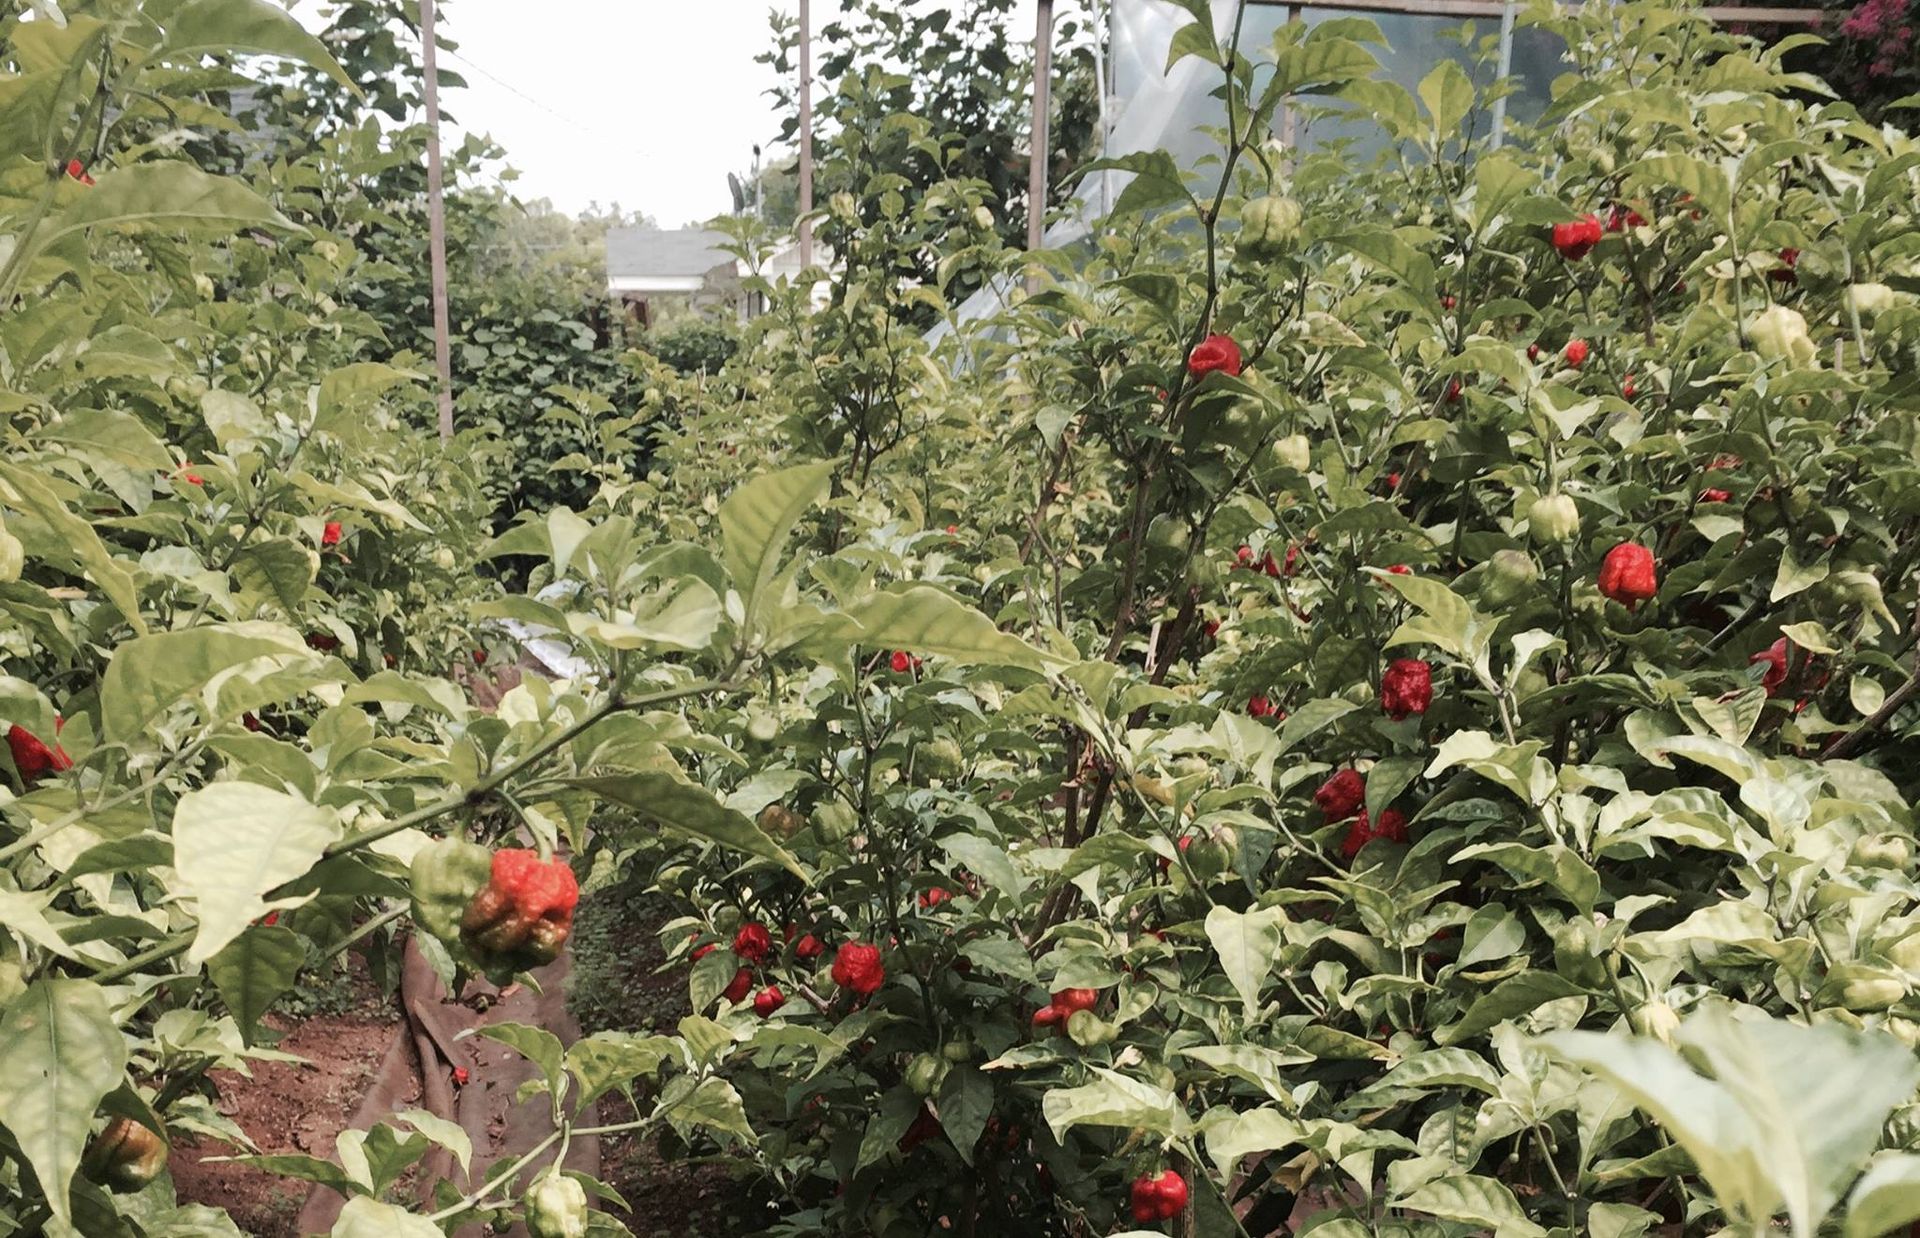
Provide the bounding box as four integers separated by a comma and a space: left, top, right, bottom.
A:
1598, 542, 1659, 609
1314, 768, 1366, 820
1187, 334, 1242, 379
1380, 658, 1433, 720
1551, 214, 1604, 260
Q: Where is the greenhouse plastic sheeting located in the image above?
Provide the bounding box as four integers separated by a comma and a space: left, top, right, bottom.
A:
932, 0, 1561, 341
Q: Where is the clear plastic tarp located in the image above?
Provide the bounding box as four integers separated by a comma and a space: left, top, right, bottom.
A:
932, 0, 1564, 340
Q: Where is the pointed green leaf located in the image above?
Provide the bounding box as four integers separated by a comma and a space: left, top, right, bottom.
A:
207, 925, 306, 1043
0, 980, 128, 1231
719, 461, 834, 629
171, 783, 341, 964
570, 772, 808, 880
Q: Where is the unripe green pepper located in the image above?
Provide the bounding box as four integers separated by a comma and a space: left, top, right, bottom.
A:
905, 1052, 949, 1097
1528, 494, 1581, 544
920, 736, 963, 780
525, 1168, 589, 1238
814, 800, 858, 842
1272, 433, 1312, 473
1821, 963, 1908, 1012
1068, 1009, 1119, 1047
83, 1117, 168, 1193
1851, 834, 1913, 871
0, 517, 21, 584
1238, 196, 1303, 259
410, 838, 493, 950
1628, 999, 1680, 1045
1480, 550, 1539, 607
941, 1033, 975, 1063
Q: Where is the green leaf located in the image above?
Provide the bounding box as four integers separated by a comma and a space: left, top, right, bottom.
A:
811, 585, 1061, 672
939, 1065, 994, 1165
567, 1032, 678, 1107
569, 580, 720, 652
1451, 842, 1601, 914
37, 408, 171, 471
476, 1023, 567, 1093
1417, 59, 1476, 141
1335, 229, 1439, 308
1203, 1107, 1307, 1174
1166, 17, 1219, 70
1626, 153, 1729, 216
0, 980, 129, 1232
0, 462, 146, 635
1205, 903, 1288, 1020
171, 783, 341, 965
1277, 698, 1359, 752
330, 1197, 444, 1237
37, 163, 297, 253
311, 363, 422, 438
394, 1110, 471, 1176
1374, 1048, 1504, 1095
660, 1074, 754, 1142
1394, 1174, 1545, 1236
200, 389, 268, 449
1041, 1067, 1191, 1142
1846, 1154, 1920, 1238
719, 461, 834, 633
154, 0, 356, 91
101, 622, 312, 741
1438, 971, 1589, 1045
570, 772, 808, 880
207, 925, 305, 1043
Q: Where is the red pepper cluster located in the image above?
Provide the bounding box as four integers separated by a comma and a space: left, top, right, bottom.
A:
1605, 203, 1647, 231
1247, 695, 1280, 719
1598, 542, 1659, 609
1032, 986, 1098, 1031
1129, 1170, 1190, 1223
1380, 658, 1433, 720
889, 650, 923, 673
1551, 214, 1604, 260
459, 849, 580, 969
1187, 334, 1242, 379
1340, 808, 1409, 860
1314, 768, 1365, 820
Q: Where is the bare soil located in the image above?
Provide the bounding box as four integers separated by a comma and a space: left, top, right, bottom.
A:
168, 956, 407, 1237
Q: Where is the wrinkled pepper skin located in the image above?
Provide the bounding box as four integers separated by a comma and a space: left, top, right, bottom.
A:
452, 848, 580, 979
525, 1167, 590, 1238
409, 838, 494, 950
83, 1117, 168, 1193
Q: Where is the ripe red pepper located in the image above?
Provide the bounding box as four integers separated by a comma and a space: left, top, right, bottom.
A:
830, 941, 885, 995
459, 849, 580, 968
1563, 339, 1589, 368
723, 966, 753, 1004
1380, 658, 1433, 720
1700, 488, 1732, 503
1341, 808, 1409, 860
795, 932, 826, 959
1598, 542, 1659, 609
1129, 1170, 1190, 1222
890, 650, 913, 673
7, 722, 72, 785
1314, 768, 1366, 820
1247, 695, 1277, 718
65, 158, 95, 186
321, 520, 342, 547
733, 923, 772, 962
918, 887, 953, 909
1187, 333, 1242, 379
1751, 638, 1789, 696
752, 985, 784, 1017
1770, 247, 1800, 283
1551, 214, 1604, 260
1052, 988, 1099, 1014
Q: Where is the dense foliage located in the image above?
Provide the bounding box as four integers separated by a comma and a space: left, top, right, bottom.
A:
4, 2, 1920, 1238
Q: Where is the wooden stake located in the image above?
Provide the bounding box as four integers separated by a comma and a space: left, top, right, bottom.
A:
798, 0, 814, 268
420, 0, 455, 442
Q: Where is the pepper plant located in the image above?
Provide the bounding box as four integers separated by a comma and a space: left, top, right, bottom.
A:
4, 0, 1920, 1237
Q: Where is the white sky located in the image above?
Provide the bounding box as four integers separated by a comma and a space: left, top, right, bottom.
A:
298, 1, 1039, 229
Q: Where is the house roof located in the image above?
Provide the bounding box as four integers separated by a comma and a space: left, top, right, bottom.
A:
605, 227, 732, 279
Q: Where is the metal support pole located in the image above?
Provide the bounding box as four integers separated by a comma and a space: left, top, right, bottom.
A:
420, 0, 454, 442
1490, 0, 1517, 148
798, 0, 814, 268
1027, 0, 1055, 288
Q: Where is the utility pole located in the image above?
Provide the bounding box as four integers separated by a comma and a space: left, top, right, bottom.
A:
1027, 0, 1055, 288
797, 0, 814, 268
420, 0, 455, 442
